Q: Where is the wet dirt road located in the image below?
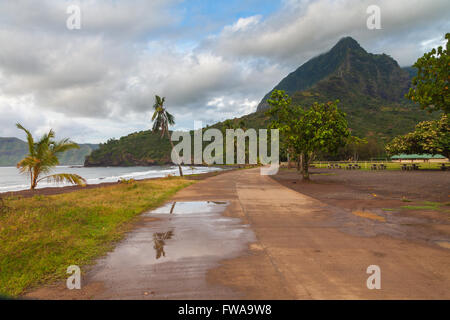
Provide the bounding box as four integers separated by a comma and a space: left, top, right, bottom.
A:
27, 168, 450, 299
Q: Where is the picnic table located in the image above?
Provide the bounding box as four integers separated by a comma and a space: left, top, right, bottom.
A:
327, 164, 341, 169
401, 164, 420, 171
346, 164, 360, 170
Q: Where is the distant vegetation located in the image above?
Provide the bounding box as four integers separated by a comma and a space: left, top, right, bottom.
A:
84, 130, 172, 166
0, 137, 98, 167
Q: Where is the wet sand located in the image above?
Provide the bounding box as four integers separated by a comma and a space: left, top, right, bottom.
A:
25, 167, 450, 299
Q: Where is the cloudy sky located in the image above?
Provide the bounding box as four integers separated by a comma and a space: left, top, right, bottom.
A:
0, 0, 449, 143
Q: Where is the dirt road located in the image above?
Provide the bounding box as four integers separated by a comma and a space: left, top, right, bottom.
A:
26, 168, 450, 299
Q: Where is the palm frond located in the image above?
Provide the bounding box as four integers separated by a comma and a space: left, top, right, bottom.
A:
16, 156, 39, 173
151, 95, 172, 138
154, 95, 162, 110
166, 111, 175, 126
151, 110, 158, 121
37, 173, 87, 186
16, 123, 35, 156
52, 139, 80, 154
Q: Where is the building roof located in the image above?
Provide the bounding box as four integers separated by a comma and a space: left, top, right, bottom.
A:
391, 154, 446, 160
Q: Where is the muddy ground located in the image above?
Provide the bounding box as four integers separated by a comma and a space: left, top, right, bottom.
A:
273, 167, 449, 203
272, 168, 450, 248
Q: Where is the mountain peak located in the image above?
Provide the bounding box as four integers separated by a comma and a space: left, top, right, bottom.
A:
256, 36, 411, 112
332, 36, 364, 52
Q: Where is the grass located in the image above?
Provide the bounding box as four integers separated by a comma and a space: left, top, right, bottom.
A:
401, 201, 449, 211
310, 161, 447, 171
383, 201, 450, 212
0, 177, 194, 297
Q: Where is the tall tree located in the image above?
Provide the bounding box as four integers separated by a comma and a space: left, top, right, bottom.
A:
346, 136, 368, 161
267, 90, 350, 180
386, 114, 450, 159
151, 95, 183, 176
388, 32, 449, 159
16, 124, 86, 190
406, 33, 449, 114
266, 90, 303, 171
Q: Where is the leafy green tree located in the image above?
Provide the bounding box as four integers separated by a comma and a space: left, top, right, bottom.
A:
267, 90, 350, 180
386, 114, 450, 159
266, 91, 303, 169
151, 95, 183, 176
346, 136, 368, 161
16, 124, 86, 190
406, 33, 449, 113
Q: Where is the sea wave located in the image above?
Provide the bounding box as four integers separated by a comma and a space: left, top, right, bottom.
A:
0, 165, 222, 193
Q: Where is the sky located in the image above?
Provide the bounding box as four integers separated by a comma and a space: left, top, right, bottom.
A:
0, 0, 449, 143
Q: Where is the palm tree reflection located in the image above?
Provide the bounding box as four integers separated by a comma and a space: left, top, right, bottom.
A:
153, 230, 174, 259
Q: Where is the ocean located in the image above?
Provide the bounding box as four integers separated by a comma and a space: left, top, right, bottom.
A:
0, 165, 223, 193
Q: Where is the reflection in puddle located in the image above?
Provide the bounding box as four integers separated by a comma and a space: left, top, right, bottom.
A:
151, 200, 229, 215
88, 201, 255, 299
153, 230, 174, 259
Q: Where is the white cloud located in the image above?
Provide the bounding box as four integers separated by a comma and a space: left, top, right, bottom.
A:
205, 0, 450, 67
0, 0, 449, 143
224, 15, 262, 33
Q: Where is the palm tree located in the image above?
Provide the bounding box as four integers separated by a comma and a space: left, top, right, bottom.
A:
151, 95, 183, 176
16, 123, 86, 190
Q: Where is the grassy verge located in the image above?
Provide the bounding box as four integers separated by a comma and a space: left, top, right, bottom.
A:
382, 201, 450, 212
310, 161, 447, 171
0, 177, 194, 297
401, 201, 450, 211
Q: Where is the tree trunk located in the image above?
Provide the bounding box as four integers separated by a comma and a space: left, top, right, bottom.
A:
302, 153, 310, 181
287, 150, 291, 169
31, 170, 37, 190
168, 131, 183, 177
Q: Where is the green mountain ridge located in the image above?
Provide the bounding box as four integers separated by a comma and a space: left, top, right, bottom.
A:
0, 137, 98, 167
255, 37, 436, 139
85, 36, 437, 166
84, 131, 172, 167
257, 37, 411, 111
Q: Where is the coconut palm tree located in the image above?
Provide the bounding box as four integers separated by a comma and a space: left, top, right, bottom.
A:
151, 95, 183, 176
16, 123, 86, 190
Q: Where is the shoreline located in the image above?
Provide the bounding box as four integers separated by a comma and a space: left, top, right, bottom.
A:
0, 168, 241, 199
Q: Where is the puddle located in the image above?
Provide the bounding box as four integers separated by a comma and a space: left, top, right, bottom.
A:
150, 200, 229, 215
352, 210, 386, 222
86, 201, 255, 299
